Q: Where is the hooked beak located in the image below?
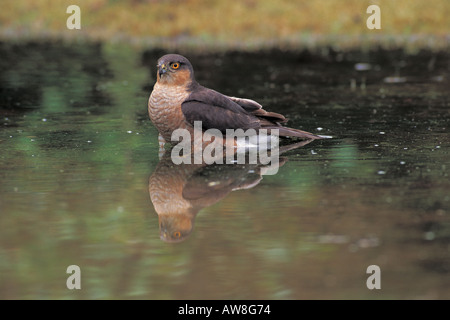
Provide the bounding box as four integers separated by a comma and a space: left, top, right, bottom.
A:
158, 63, 167, 77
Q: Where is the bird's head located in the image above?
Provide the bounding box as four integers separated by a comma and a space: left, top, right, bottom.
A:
156, 54, 195, 86
158, 213, 195, 243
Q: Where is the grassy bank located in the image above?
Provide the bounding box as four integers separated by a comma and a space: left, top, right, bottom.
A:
1, 0, 449, 50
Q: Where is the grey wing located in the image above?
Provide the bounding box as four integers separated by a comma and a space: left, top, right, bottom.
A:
227, 96, 263, 112
181, 88, 261, 133
229, 96, 287, 124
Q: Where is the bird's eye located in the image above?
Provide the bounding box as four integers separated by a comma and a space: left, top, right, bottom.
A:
173, 231, 181, 238
171, 62, 180, 69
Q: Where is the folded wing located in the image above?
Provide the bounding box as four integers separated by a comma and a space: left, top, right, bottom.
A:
181, 86, 322, 139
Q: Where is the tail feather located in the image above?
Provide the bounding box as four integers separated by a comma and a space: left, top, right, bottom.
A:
264, 126, 329, 140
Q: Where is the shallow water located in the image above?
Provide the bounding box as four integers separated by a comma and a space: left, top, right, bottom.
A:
0, 41, 449, 299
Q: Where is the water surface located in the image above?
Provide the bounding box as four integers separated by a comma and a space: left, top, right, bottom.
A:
0, 42, 449, 299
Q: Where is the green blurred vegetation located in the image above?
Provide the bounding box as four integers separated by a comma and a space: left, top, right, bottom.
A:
0, 41, 449, 299
1, 0, 449, 49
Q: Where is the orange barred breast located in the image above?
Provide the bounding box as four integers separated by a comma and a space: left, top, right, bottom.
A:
148, 82, 192, 142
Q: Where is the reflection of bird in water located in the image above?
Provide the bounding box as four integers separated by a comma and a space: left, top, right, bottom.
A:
148, 54, 329, 148
149, 140, 313, 243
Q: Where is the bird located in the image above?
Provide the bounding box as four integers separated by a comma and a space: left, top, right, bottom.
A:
149, 139, 314, 243
148, 54, 328, 148
149, 152, 286, 243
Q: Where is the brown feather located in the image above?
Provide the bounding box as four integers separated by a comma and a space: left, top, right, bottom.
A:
150, 54, 327, 143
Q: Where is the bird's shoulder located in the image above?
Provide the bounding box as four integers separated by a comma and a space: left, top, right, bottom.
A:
181, 84, 260, 132
184, 84, 248, 114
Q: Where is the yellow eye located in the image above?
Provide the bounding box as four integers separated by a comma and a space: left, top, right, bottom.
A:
171, 62, 180, 69
173, 231, 181, 238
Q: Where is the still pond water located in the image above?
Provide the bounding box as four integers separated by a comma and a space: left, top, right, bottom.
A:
0, 41, 449, 299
